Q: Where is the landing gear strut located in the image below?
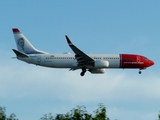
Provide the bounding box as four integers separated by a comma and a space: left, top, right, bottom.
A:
80, 67, 86, 76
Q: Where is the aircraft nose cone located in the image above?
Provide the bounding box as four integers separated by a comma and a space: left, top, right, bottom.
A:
150, 60, 154, 66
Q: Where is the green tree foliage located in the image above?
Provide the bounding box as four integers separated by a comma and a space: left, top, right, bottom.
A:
0, 107, 5, 120
40, 104, 110, 120
0, 106, 18, 120
93, 104, 108, 120
0, 104, 110, 120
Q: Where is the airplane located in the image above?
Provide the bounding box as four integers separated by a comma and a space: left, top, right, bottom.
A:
12, 28, 154, 76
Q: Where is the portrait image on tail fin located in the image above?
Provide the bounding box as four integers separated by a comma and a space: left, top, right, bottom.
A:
17, 38, 25, 52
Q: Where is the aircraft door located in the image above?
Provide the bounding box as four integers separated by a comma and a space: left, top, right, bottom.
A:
137, 56, 141, 62
37, 56, 41, 65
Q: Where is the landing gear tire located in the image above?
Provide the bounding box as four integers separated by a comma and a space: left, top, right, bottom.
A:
80, 67, 87, 76
139, 71, 142, 74
80, 72, 85, 76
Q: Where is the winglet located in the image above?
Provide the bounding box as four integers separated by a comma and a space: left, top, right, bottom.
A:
65, 35, 73, 45
12, 28, 20, 33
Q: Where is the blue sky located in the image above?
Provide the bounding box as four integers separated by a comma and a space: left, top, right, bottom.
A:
0, 1, 160, 120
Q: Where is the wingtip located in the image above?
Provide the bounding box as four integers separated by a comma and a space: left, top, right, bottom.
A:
12, 28, 20, 33
65, 35, 72, 45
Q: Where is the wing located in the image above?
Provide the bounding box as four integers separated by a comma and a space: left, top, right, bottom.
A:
65, 35, 95, 67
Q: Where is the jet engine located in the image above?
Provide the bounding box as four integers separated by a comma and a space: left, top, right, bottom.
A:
89, 68, 105, 74
94, 60, 109, 68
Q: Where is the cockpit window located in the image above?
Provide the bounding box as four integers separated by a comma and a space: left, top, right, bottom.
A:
145, 57, 149, 60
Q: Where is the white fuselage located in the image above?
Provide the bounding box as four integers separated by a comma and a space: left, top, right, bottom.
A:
18, 53, 120, 69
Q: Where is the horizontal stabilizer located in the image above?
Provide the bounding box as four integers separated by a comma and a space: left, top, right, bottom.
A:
12, 49, 29, 57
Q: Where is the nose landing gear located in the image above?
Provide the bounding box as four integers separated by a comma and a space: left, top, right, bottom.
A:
139, 70, 142, 74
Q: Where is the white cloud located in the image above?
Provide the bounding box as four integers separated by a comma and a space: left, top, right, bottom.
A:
1, 61, 160, 101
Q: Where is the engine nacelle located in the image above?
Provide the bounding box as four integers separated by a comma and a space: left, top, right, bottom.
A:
94, 60, 109, 68
89, 68, 105, 74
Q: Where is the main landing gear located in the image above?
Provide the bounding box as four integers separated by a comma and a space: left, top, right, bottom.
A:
80, 67, 87, 76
